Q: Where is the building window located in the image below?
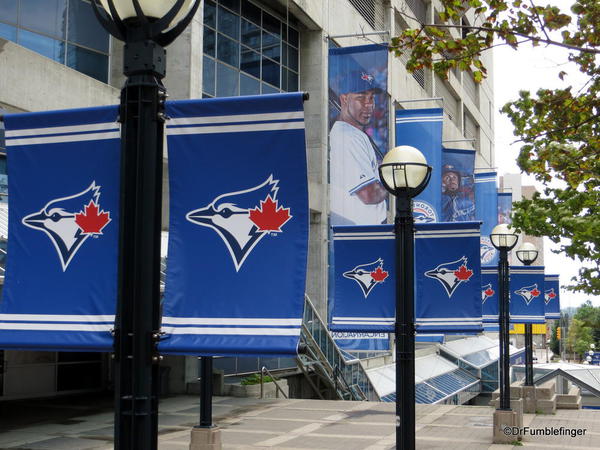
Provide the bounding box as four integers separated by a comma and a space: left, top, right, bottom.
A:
0, 0, 110, 83
202, 0, 299, 98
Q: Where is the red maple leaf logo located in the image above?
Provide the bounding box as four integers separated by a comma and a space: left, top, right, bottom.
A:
484, 288, 495, 297
75, 201, 111, 235
370, 267, 389, 282
548, 292, 557, 299
454, 264, 473, 281
248, 195, 292, 232
531, 288, 541, 297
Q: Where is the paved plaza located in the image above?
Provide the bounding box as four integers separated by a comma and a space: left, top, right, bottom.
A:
0, 394, 599, 449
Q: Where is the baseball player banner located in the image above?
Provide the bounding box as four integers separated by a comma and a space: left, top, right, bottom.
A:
395, 108, 443, 223
415, 222, 482, 333
509, 266, 546, 324
544, 274, 561, 320
441, 148, 475, 222
159, 93, 308, 357
329, 44, 389, 226
498, 191, 512, 224
475, 172, 498, 266
0, 106, 120, 351
330, 225, 395, 332
482, 266, 499, 331
331, 332, 390, 352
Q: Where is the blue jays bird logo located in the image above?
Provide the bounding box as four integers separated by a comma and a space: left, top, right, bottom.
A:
514, 284, 541, 305
480, 237, 497, 264
22, 182, 111, 271
412, 200, 437, 223
186, 175, 291, 272
343, 258, 389, 298
425, 256, 473, 298
360, 72, 374, 84
544, 288, 557, 305
481, 283, 495, 304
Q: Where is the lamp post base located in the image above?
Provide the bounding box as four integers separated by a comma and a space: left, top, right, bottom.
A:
493, 409, 520, 443
190, 426, 222, 450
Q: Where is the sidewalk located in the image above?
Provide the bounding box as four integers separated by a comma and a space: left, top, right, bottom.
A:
0, 393, 599, 449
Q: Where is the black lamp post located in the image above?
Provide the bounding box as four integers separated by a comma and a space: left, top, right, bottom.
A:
91, 2, 200, 449
515, 242, 539, 386
490, 224, 519, 410
379, 145, 431, 450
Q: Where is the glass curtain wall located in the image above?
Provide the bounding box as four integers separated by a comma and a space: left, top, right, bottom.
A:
0, 0, 110, 83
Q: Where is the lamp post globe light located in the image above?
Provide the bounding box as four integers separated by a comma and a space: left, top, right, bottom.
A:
378, 145, 431, 450
91, 1, 201, 449
515, 242, 539, 386
490, 224, 519, 411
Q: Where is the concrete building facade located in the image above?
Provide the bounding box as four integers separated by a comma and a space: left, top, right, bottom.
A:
0, 0, 496, 398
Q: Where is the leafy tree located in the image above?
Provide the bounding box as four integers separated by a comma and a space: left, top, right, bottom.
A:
550, 320, 560, 356
391, 0, 600, 294
566, 318, 593, 360
573, 300, 600, 343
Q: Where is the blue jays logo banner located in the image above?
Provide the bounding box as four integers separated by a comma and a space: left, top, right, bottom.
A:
544, 274, 561, 319
329, 44, 389, 226
481, 266, 499, 331
0, 106, 119, 351
475, 172, 498, 265
395, 108, 443, 223
498, 191, 512, 225
331, 332, 390, 352
330, 225, 395, 332
159, 94, 308, 357
509, 266, 546, 324
415, 222, 482, 333
441, 148, 475, 222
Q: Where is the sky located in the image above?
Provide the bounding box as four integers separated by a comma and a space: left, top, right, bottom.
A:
492, 32, 598, 309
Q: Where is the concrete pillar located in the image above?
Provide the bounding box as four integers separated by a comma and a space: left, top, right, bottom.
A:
522, 385, 537, 413
493, 409, 519, 444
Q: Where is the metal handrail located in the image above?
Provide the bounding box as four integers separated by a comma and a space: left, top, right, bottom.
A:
260, 366, 288, 399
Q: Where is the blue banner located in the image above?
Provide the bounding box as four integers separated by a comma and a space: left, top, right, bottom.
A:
415, 222, 482, 333
475, 172, 498, 265
395, 108, 443, 223
544, 274, 561, 319
498, 192, 512, 225
482, 266, 499, 331
441, 148, 475, 222
159, 94, 308, 356
329, 44, 389, 226
330, 225, 395, 332
509, 266, 546, 324
0, 106, 120, 351
331, 332, 390, 352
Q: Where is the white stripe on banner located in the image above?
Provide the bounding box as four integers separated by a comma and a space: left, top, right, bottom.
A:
0, 314, 115, 322
416, 229, 479, 235
546, 314, 560, 318
0, 323, 113, 331
167, 121, 304, 136
162, 327, 300, 336
334, 236, 395, 241
482, 270, 497, 274
5, 122, 118, 138
475, 177, 496, 183
395, 116, 443, 122
511, 316, 544, 320
168, 111, 304, 126
333, 316, 394, 322
417, 317, 481, 322
7, 131, 120, 146
334, 232, 394, 238
511, 269, 544, 274
161, 317, 301, 326
415, 233, 480, 239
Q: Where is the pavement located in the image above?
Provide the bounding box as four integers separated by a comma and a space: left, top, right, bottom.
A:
0, 393, 599, 449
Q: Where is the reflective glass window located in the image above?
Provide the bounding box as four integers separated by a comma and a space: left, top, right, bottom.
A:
216, 61, 238, 97
262, 31, 280, 62
241, 1, 260, 25
262, 11, 280, 36
240, 73, 260, 95
241, 19, 260, 50
240, 46, 260, 78
220, 0, 240, 14
204, 0, 216, 28
203, 56, 215, 96
261, 57, 279, 88
0, 22, 16, 41
217, 33, 239, 68
19, 29, 65, 63
0, 0, 18, 24
67, 44, 108, 83
68, 0, 109, 53
20, 0, 67, 39
203, 27, 216, 56
218, 5, 239, 40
